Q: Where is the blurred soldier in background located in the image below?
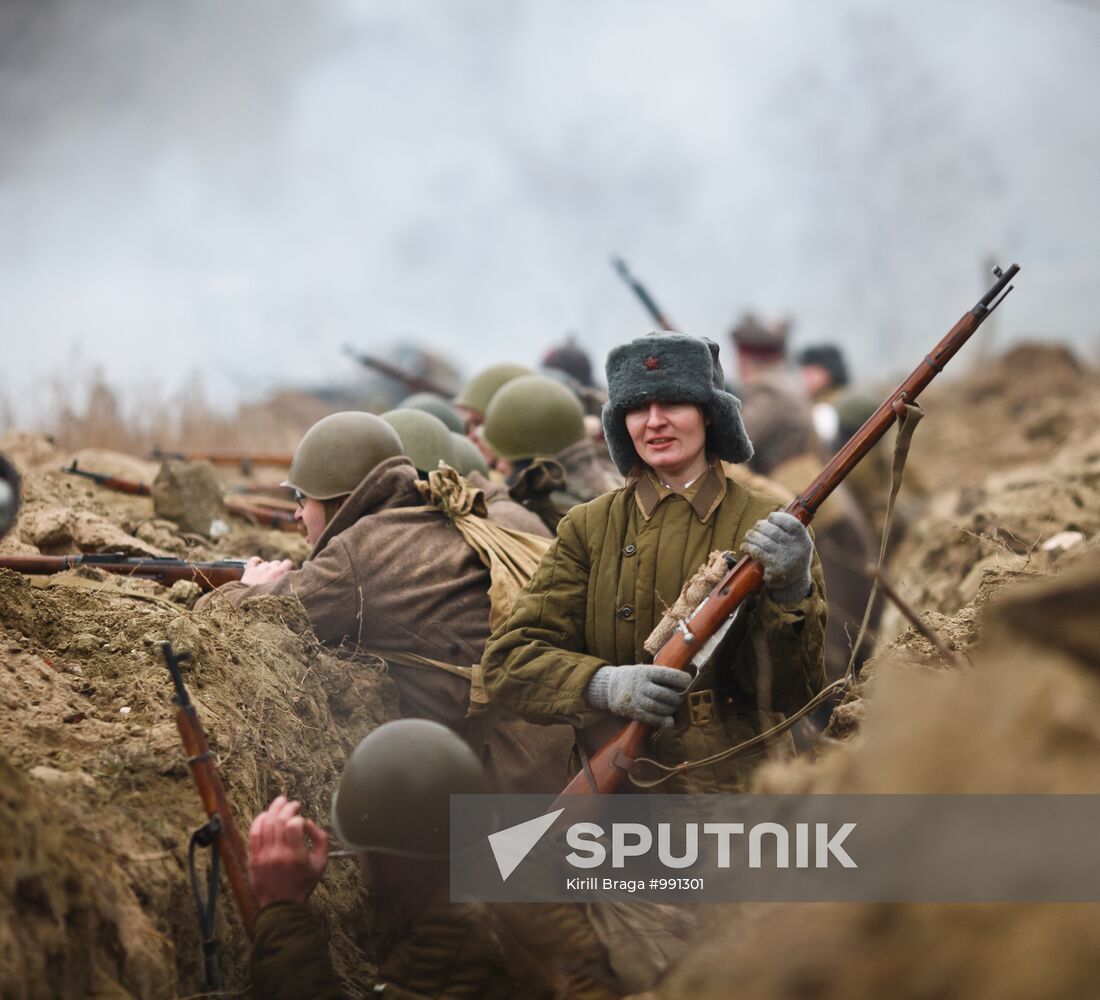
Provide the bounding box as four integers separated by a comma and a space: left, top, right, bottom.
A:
796, 343, 923, 547
398, 391, 466, 433
730, 315, 877, 682
381, 408, 456, 476
795, 343, 851, 444
453, 363, 533, 434
480, 374, 622, 532
195, 411, 572, 793
388, 405, 550, 537
248, 720, 622, 999
542, 335, 595, 388
541, 335, 608, 417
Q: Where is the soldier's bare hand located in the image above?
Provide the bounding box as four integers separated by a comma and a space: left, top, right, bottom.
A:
241, 556, 294, 585
248, 795, 329, 909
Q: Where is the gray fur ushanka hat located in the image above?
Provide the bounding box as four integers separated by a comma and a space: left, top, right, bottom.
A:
601, 332, 754, 475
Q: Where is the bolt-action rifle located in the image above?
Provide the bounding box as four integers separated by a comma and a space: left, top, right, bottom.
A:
62, 460, 152, 496
0, 553, 247, 590
149, 448, 294, 468
162, 643, 257, 990
611, 256, 679, 332
342, 344, 453, 397
224, 495, 303, 533
60, 465, 299, 532
559, 263, 1020, 799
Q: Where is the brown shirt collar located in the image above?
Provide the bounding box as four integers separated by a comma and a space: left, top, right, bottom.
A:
629, 456, 727, 523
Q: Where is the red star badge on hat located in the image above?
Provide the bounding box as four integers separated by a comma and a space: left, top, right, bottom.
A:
644, 355, 660, 370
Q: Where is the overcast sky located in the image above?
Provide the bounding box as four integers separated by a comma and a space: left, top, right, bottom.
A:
1, 0, 1098, 422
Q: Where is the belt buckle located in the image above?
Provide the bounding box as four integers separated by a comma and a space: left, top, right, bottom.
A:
687, 689, 715, 727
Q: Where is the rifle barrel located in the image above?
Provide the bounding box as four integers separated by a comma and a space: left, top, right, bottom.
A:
0, 554, 247, 591
610, 256, 678, 332
150, 449, 293, 466
62, 462, 151, 496
224, 496, 303, 532
342, 345, 452, 397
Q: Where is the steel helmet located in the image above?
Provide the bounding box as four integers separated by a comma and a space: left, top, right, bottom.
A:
454, 363, 533, 417
399, 392, 466, 434
283, 412, 403, 500
482, 374, 586, 462
381, 409, 455, 474
330, 719, 487, 859
449, 433, 490, 477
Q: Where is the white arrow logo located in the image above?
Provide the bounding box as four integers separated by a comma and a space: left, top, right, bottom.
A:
487, 808, 565, 882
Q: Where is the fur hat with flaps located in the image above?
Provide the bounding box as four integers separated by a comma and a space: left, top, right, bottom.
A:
601, 332, 754, 475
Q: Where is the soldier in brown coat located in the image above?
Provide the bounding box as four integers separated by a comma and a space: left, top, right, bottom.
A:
196, 412, 572, 794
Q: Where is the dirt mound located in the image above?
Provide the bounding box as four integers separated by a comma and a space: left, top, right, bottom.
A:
658, 554, 1100, 1000
0, 566, 398, 997
0, 445, 311, 563
908, 341, 1100, 489
878, 427, 1100, 641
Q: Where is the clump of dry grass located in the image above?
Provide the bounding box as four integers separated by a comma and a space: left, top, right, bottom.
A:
1, 369, 341, 455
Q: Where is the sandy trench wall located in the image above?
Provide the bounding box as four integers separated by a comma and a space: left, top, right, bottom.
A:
0, 574, 398, 998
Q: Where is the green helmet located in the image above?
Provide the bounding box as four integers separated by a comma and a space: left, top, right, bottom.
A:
381, 409, 455, 474
482, 374, 586, 462
330, 719, 487, 859
449, 432, 489, 477
454, 363, 533, 417
283, 412, 403, 500
399, 392, 465, 434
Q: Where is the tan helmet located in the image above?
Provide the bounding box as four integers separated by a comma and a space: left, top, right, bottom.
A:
399, 392, 465, 434
283, 412, 403, 500
482, 374, 586, 462
330, 719, 487, 859
449, 432, 489, 477
381, 409, 455, 474
454, 363, 533, 418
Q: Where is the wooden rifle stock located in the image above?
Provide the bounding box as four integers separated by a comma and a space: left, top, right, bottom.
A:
558, 264, 1019, 799
163, 643, 258, 939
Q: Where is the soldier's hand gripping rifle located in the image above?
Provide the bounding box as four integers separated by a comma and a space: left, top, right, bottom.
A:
611, 256, 679, 332
559, 263, 1020, 800
163, 643, 258, 989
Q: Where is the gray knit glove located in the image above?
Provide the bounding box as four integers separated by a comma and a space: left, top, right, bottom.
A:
743, 511, 814, 605
585, 664, 691, 728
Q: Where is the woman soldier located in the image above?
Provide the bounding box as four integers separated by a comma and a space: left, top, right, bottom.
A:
481, 333, 827, 793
